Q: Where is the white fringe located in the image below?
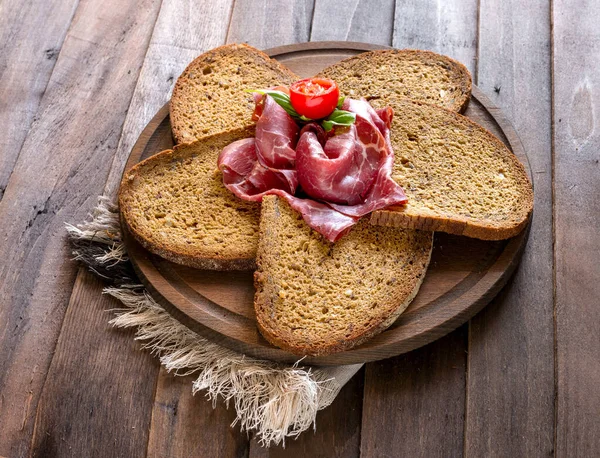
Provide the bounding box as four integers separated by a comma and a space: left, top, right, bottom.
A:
65, 196, 128, 263
104, 286, 343, 446
67, 195, 359, 447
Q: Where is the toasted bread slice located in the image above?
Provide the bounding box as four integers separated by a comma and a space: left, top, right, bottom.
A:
119, 129, 260, 270
371, 100, 533, 239
254, 196, 433, 356
170, 43, 298, 144
317, 49, 472, 113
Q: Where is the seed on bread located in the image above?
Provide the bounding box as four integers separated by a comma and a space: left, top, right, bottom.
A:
316, 49, 472, 112
170, 43, 298, 143
254, 195, 433, 356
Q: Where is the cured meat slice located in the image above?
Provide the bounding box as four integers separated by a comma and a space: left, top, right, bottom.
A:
296, 99, 407, 216
296, 117, 385, 206
296, 124, 377, 205
255, 95, 298, 169
218, 95, 407, 242
279, 195, 357, 241
218, 138, 297, 199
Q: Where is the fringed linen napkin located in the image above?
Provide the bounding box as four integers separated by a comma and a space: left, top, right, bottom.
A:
66, 196, 362, 446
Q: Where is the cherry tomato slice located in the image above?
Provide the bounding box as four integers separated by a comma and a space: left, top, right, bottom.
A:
289, 78, 340, 120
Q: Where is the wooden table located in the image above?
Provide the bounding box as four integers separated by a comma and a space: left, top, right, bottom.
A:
0, 0, 597, 457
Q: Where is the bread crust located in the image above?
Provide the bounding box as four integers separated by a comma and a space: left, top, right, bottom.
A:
253, 196, 433, 356
369, 99, 533, 239
118, 130, 259, 271
170, 43, 298, 144
316, 48, 472, 113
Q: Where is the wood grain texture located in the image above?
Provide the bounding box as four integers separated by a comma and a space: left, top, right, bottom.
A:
147, 371, 248, 458
91, 0, 243, 455
393, 0, 478, 74
465, 1, 555, 456
137, 1, 250, 455
360, 327, 467, 458
0, 0, 162, 455
361, 8, 478, 457
0, 0, 79, 201
249, 368, 364, 458
553, 0, 600, 455
30, 270, 160, 458
226, 0, 314, 48
236, 6, 362, 454
310, 0, 394, 44
141, 0, 314, 454
0, 0, 571, 454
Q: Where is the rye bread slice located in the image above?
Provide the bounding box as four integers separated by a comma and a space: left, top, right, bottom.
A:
254, 195, 433, 356
119, 128, 260, 270
371, 100, 533, 240
170, 43, 298, 144
316, 49, 472, 113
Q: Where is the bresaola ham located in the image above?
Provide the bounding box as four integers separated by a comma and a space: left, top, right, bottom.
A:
218, 95, 407, 242
219, 96, 299, 197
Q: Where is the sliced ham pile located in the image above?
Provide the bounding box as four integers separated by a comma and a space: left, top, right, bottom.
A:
217, 95, 407, 242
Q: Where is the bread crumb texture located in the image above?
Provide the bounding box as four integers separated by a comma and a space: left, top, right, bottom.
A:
317, 49, 472, 112
170, 43, 298, 143
371, 100, 533, 240
119, 129, 260, 270
254, 196, 433, 356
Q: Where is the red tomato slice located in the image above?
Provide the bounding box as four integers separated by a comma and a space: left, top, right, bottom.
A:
289, 78, 340, 120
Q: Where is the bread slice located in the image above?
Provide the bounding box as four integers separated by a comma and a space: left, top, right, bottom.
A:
119, 129, 261, 270
371, 100, 533, 240
170, 43, 298, 144
254, 196, 433, 356
316, 49, 471, 112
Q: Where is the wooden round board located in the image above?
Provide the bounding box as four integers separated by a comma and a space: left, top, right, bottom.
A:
122, 42, 532, 366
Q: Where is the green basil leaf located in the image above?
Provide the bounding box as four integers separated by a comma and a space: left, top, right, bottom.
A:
329, 109, 356, 123
322, 120, 335, 132
336, 96, 346, 109
321, 109, 356, 132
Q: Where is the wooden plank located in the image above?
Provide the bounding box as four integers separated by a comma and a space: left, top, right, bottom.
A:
106, 1, 320, 455
226, 0, 314, 48
360, 5, 478, 456
553, 0, 600, 455
147, 371, 248, 458
249, 368, 364, 458
234, 3, 363, 455
393, 0, 478, 74
360, 327, 467, 457
98, 0, 253, 454
310, 0, 394, 45
30, 270, 160, 457
465, 1, 555, 456
0, 0, 79, 201
29, 0, 237, 453
0, 0, 162, 455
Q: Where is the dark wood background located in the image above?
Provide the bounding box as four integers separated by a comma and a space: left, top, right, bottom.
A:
0, 0, 596, 457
